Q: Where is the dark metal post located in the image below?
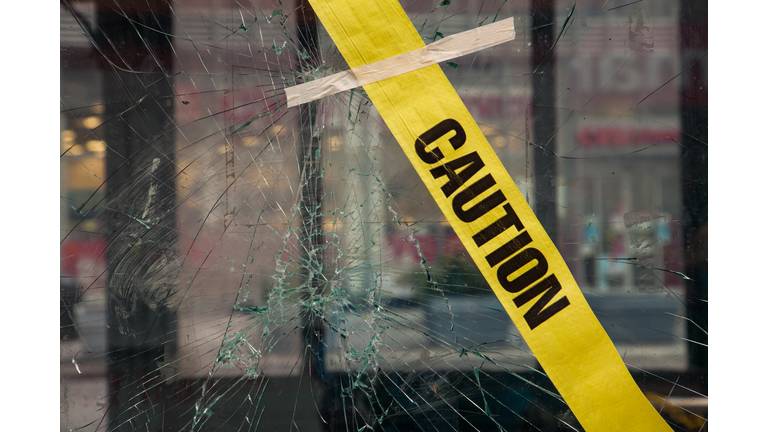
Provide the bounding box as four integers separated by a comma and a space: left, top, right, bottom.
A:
527, 2, 581, 426
679, 0, 708, 379
96, 1, 177, 430
531, 1, 558, 240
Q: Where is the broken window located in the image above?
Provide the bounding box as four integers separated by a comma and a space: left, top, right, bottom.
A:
60, 0, 707, 430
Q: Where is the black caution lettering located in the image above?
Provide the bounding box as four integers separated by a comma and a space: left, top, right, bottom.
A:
472, 203, 525, 247
415, 118, 467, 164
430, 151, 485, 197
485, 230, 532, 267
513, 274, 571, 330
497, 248, 548, 293
452, 174, 506, 223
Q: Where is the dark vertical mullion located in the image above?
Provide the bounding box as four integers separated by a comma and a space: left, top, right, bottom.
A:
531, 0, 558, 241
97, 1, 177, 430
527, 2, 581, 427
679, 0, 708, 380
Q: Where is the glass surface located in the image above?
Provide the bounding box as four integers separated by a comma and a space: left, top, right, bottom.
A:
60, 0, 707, 430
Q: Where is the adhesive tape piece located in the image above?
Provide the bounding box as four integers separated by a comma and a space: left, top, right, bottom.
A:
286, 70, 359, 108
307, 1, 673, 431
285, 16, 515, 107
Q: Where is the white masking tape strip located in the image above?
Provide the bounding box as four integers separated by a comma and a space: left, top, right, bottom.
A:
285, 17, 516, 107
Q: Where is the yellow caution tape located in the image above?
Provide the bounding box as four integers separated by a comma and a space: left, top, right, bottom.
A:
307, 0, 672, 430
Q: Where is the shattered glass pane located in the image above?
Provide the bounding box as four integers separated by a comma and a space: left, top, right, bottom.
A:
60, 0, 707, 431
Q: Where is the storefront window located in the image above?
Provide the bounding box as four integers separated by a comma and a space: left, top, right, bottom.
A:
60, 1, 707, 430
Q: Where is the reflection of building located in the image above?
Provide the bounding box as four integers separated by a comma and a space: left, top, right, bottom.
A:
60, 64, 110, 318
553, 3, 686, 296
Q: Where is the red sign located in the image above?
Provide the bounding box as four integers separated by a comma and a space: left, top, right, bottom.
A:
577, 127, 680, 149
